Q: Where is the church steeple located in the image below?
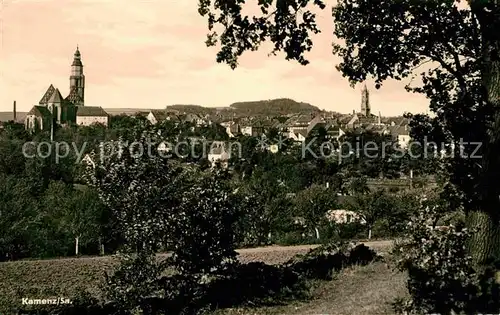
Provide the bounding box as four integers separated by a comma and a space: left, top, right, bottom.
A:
360, 83, 370, 117
69, 46, 85, 106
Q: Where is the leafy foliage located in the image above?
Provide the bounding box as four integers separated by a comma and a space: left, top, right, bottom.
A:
85, 135, 184, 254
198, 0, 326, 68
104, 252, 164, 313
393, 195, 500, 314
167, 168, 239, 277
293, 184, 338, 238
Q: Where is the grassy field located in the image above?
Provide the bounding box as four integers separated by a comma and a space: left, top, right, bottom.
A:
0, 240, 405, 314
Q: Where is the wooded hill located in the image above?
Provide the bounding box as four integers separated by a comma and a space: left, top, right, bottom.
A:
229, 98, 320, 116
167, 98, 321, 117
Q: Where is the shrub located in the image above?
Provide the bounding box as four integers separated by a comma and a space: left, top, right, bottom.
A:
392, 198, 500, 314
103, 252, 165, 313
285, 241, 379, 280
203, 262, 309, 307
337, 222, 366, 240
274, 231, 312, 246
166, 169, 239, 278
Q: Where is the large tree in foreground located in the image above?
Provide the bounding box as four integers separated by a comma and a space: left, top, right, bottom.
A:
198, 0, 500, 269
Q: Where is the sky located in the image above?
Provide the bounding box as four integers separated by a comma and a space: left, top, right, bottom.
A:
0, 0, 430, 116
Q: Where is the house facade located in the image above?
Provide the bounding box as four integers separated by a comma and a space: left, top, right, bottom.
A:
76, 106, 109, 126
207, 141, 230, 168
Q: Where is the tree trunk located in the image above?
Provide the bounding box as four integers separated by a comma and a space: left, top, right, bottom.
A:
314, 227, 320, 239
467, 1, 500, 271
75, 236, 79, 256
368, 228, 372, 240
99, 237, 105, 255
467, 210, 500, 268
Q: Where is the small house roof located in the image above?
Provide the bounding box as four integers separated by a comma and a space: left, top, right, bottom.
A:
27, 105, 52, 118
76, 106, 108, 117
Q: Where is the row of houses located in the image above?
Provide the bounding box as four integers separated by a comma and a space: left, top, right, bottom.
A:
146, 110, 209, 126
216, 113, 409, 147
145, 100, 410, 149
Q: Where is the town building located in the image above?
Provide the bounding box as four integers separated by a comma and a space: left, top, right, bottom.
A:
207, 141, 230, 168
76, 106, 109, 126
25, 47, 108, 131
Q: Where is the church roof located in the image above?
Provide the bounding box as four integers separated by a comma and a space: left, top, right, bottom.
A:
76, 106, 108, 117
339, 115, 353, 124
47, 88, 64, 103
27, 105, 52, 118
66, 86, 83, 104
39, 84, 56, 105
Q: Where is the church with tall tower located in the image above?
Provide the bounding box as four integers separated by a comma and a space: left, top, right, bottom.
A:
25, 47, 108, 131
344, 83, 380, 129
67, 46, 85, 106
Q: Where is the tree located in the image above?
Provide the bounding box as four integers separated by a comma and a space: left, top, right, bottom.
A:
85, 132, 184, 254
86, 128, 241, 278
0, 121, 31, 141
238, 170, 291, 245
168, 167, 239, 276
65, 187, 107, 256
197, 0, 500, 271
294, 184, 337, 239
343, 176, 370, 195
0, 175, 41, 261
347, 190, 395, 239
341, 129, 402, 178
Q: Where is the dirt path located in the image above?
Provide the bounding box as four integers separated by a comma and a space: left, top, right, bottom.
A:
286, 262, 406, 315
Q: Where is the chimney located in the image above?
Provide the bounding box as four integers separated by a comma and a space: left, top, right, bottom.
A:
352, 109, 355, 114
378, 111, 381, 125
13, 100, 17, 121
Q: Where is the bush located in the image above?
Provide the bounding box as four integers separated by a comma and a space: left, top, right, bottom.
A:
285, 242, 379, 280
167, 169, 239, 278
337, 222, 366, 240
103, 252, 165, 313
274, 231, 309, 246
392, 201, 500, 314
203, 262, 309, 307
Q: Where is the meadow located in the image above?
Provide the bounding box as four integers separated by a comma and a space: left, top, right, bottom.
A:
0, 241, 402, 314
